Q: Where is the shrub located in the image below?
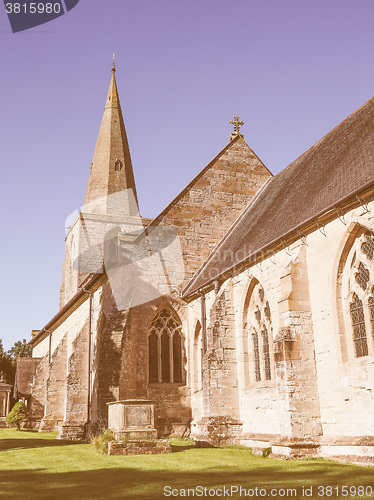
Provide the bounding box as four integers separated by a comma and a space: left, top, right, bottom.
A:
91, 428, 115, 454
262, 446, 272, 458
5, 401, 28, 430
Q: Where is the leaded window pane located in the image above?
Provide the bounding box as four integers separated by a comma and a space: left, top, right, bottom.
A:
355, 262, 370, 291
362, 235, 374, 260
350, 293, 368, 358
252, 330, 261, 382
262, 327, 271, 380
264, 302, 271, 320
173, 334, 182, 383
161, 332, 170, 382
148, 333, 158, 383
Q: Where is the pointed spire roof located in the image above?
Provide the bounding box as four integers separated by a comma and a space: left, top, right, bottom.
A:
84, 64, 139, 216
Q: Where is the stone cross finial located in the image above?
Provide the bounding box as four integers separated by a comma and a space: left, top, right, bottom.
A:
230, 116, 244, 141
112, 54, 116, 73
230, 116, 244, 134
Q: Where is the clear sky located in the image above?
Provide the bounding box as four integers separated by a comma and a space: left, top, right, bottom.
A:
0, 0, 373, 350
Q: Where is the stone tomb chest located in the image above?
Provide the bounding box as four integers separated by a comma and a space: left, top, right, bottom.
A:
107, 399, 171, 455
107, 399, 157, 440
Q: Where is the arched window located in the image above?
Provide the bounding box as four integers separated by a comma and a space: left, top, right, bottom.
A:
114, 159, 122, 172
148, 308, 185, 384
194, 321, 203, 391
343, 230, 374, 358
244, 280, 274, 382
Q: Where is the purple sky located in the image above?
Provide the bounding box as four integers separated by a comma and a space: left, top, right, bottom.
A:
0, 0, 373, 350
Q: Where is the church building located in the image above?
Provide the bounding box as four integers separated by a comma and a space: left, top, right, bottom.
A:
24, 64, 374, 462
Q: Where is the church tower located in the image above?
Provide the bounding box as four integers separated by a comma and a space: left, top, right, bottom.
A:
60, 63, 141, 306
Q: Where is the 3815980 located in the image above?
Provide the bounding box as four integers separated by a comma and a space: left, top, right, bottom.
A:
5, 3, 62, 14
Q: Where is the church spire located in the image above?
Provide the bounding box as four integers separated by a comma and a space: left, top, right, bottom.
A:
84, 64, 139, 216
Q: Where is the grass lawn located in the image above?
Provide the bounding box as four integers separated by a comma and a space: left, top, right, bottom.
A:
0, 429, 373, 499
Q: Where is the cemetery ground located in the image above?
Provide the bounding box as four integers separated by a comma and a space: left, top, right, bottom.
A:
0, 429, 373, 499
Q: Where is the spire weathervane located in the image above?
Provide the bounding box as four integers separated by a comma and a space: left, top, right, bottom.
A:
112, 54, 116, 73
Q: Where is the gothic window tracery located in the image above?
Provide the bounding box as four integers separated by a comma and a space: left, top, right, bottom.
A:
344, 230, 374, 358
148, 308, 184, 384
245, 281, 274, 383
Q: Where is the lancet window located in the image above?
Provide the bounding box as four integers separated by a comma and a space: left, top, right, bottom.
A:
245, 281, 274, 382
344, 231, 374, 358
148, 308, 184, 384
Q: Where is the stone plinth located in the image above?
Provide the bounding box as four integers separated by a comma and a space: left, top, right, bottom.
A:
107, 399, 157, 441
108, 439, 171, 456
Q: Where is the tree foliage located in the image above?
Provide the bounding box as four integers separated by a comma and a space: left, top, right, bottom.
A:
0, 340, 14, 384
5, 401, 28, 430
0, 338, 32, 385
8, 339, 32, 359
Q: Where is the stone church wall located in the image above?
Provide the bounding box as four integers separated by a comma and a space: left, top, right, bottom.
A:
30, 286, 103, 437
152, 138, 272, 292
27, 354, 49, 427
41, 334, 68, 431
306, 207, 374, 460
187, 202, 374, 460
233, 266, 283, 443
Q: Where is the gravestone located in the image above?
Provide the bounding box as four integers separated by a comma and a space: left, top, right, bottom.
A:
107, 400, 171, 455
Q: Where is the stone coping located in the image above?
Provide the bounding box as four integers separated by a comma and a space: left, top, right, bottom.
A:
107, 399, 155, 406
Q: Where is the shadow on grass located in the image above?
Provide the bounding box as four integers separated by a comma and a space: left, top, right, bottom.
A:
0, 437, 80, 451
170, 444, 196, 452
0, 429, 81, 451
0, 462, 373, 500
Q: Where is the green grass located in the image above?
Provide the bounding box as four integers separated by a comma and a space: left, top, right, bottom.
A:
0, 429, 373, 499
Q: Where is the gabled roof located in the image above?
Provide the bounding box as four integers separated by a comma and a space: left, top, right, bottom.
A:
148, 134, 272, 227
183, 96, 374, 299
